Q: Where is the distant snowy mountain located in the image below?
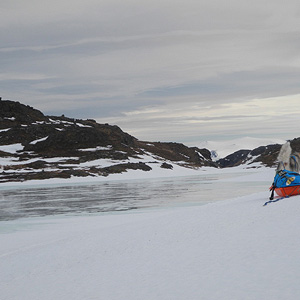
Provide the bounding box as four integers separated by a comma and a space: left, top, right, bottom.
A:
197, 137, 286, 160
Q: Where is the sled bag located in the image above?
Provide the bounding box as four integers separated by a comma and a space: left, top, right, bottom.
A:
273, 170, 300, 188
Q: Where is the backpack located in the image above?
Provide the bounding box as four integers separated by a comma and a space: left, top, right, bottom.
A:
269, 169, 300, 200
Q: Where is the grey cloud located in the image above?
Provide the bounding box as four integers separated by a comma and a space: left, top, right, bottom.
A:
2, 0, 300, 142
138, 67, 300, 102
38, 84, 107, 96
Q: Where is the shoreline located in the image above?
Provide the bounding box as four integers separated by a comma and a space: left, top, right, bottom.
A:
0, 164, 273, 190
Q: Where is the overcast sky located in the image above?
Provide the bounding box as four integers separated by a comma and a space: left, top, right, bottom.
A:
1, 0, 300, 144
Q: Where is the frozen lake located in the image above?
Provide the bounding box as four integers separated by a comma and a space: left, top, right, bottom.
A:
0, 170, 270, 221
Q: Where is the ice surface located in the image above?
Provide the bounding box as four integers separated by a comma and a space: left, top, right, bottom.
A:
0, 169, 271, 221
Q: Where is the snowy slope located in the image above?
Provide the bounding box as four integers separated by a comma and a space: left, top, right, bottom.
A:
197, 136, 285, 159
1, 168, 299, 300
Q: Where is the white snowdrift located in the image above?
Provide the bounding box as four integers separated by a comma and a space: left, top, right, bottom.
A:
0, 143, 23, 154
1, 174, 300, 300
29, 136, 48, 145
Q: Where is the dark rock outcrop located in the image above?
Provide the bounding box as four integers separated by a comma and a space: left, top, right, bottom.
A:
290, 138, 300, 152
136, 141, 218, 168
0, 100, 47, 128
161, 162, 173, 169
217, 144, 282, 168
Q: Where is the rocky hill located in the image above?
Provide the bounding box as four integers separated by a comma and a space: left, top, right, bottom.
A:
217, 144, 282, 168
217, 137, 300, 168
0, 99, 290, 183
0, 99, 217, 183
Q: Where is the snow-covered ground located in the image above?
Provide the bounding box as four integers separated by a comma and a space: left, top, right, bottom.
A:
1, 166, 300, 299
